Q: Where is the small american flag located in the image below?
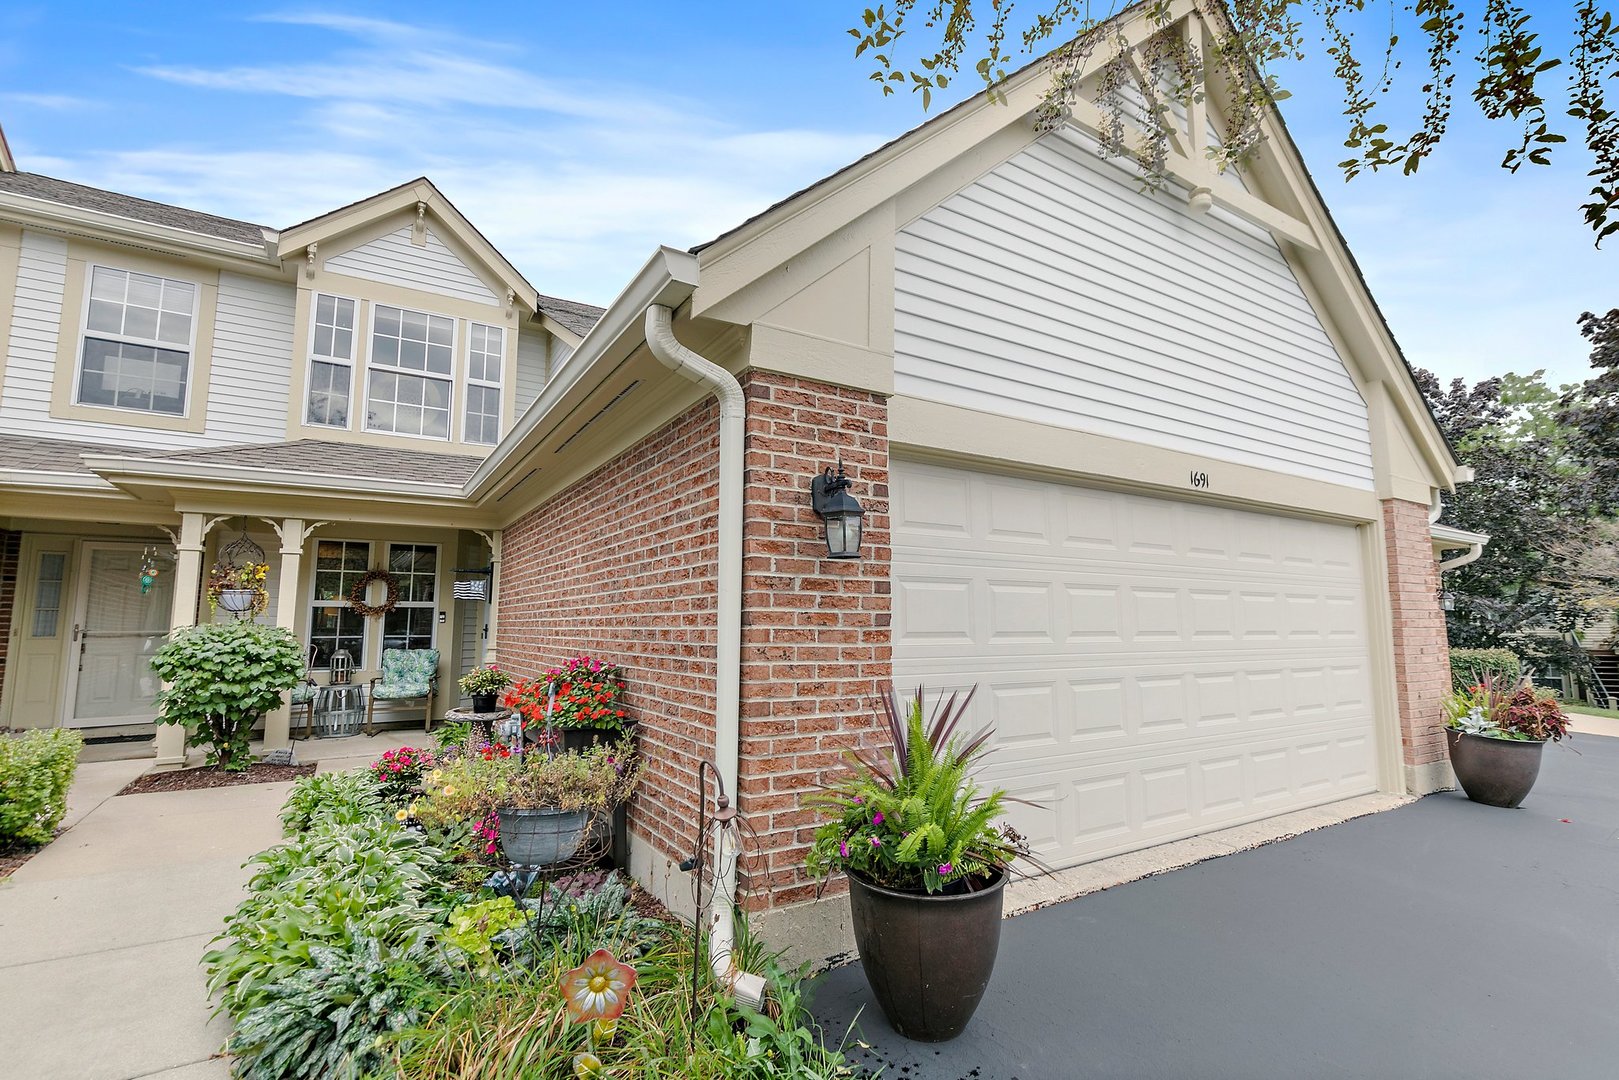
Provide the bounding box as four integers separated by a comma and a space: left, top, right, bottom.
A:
452, 579, 488, 601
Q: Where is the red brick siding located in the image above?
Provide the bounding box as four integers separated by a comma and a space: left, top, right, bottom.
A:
0, 530, 19, 717
498, 401, 721, 869
736, 372, 891, 910
1383, 499, 1450, 771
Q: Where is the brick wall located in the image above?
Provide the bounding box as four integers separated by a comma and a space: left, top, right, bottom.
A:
736, 372, 891, 910
0, 530, 19, 718
1383, 498, 1451, 783
498, 400, 722, 870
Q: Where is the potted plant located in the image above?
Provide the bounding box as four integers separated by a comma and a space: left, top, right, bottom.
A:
207, 561, 269, 616
1443, 675, 1571, 807
505, 656, 632, 751
806, 685, 1031, 1042
443, 742, 639, 867
458, 664, 512, 714
149, 622, 306, 771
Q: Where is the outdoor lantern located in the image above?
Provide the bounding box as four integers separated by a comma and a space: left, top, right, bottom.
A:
810, 461, 865, 560
1441, 591, 1457, 612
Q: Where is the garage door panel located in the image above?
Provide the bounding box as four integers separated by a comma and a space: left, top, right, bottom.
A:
894, 458, 1381, 869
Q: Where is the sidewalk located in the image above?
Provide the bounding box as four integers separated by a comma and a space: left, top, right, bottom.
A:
0, 735, 413, 1080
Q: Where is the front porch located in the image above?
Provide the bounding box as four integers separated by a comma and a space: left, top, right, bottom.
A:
0, 434, 508, 765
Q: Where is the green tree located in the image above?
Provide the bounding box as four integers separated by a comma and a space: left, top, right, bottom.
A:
850, 1, 1619, 242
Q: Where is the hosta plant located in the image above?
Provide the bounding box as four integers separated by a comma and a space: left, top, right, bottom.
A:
807, 686, 1029, 895
1444, 675, 1571, 743
278, 770, 386, 836
149, 621, 305, 770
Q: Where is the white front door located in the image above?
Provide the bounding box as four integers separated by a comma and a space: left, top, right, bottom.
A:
892, 458, 1380, 871
67, 544, 175, 728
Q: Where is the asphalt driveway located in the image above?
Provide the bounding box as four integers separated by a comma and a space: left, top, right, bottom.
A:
810, 734, 1619, 1080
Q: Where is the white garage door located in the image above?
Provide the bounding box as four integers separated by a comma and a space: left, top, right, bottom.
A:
892, 459, 1380, 869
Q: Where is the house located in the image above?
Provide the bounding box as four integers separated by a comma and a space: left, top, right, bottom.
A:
3, 0, 1471, 957
0, 158, 601, 763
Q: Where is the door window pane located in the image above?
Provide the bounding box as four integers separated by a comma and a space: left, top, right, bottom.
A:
32, 552, 66, 637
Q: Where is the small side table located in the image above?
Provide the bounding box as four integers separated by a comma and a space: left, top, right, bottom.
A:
312, 684, 367, 738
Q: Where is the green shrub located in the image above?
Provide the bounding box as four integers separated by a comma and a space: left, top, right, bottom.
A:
149, 621, 305, 771
0, 729, 83, 847
1451, 648, 1523, 691
278, 770, 386, 836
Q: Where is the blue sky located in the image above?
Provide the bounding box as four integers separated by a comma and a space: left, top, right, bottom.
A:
1, 2, 1610, 388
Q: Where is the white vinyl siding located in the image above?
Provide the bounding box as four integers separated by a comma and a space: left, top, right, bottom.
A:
0, 231, 287, 448
895, 128, 1374, 489
892, 458, 1379, 870
207, 273, 296, 442
514, 328, 547, 415
325, 225, 499, 305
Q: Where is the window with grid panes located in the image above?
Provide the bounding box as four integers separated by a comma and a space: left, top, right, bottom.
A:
77, 266, 196, 416
366, 305, 453, 439
464, 322, 503, 444
306, 293, 357, 427
381, 543, 437, 652
308, 540, 370, 668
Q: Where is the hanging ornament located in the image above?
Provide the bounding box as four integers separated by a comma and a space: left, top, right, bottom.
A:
139, 546, 161, 595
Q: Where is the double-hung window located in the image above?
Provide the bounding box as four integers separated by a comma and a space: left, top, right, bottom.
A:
306, 293, 356, 427
308, 540, 371, 668
382, 543, 438, 651
367, 304, 453, 439
77, 266, 196, 416
464, 322, 503, 444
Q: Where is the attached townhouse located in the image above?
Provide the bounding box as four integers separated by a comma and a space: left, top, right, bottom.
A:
0, 0, 1481, 955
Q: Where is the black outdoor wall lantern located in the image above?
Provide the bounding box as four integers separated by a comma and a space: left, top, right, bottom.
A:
810, 461, 865, 559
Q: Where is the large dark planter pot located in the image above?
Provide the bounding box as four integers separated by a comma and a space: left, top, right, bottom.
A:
1447, 728, 1546, 808
469, 693, 499, 713
847, 868, 1006, 1042
497, 806, 589, 866
559, 723, 635, 752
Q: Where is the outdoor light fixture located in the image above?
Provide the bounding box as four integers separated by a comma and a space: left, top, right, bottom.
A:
1441, 591, 1457, 612
810, 461, 865, 560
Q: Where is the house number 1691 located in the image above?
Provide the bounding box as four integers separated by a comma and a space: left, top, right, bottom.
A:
1189, 471, 1210, 489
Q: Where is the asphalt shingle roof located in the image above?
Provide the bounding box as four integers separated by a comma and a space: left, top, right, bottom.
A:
0, 435, 481, 486
536, 293, 606, 338
150, 439, 482, 485
0, 172, 270, 246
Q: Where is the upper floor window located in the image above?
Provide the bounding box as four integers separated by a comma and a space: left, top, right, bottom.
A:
366, 304, 453, 439
464, 322, 503, 444
306, 293, 356, 428
77, 266, 196, 416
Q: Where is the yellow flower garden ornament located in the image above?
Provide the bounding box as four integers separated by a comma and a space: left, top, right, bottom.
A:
560, 948, 638, 1024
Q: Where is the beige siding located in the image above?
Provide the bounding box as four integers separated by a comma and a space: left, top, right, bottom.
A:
326, 225, 499, 305
205, 272, 296, 443
894, 129, 1375, 490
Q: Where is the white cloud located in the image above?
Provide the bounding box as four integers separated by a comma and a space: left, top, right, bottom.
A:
18, 11, 888, 304
0, 91, 98, 110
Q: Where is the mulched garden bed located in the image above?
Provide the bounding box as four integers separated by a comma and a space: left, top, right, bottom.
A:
118, 762, 316, 796
0, 842, 46, 881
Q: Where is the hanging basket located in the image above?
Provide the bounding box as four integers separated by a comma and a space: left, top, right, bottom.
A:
216, 588, 260, 614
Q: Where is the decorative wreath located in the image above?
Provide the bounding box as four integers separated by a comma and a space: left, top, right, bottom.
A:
347, 569, 400, 618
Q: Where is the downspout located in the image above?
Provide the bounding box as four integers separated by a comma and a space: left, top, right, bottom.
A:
643, 304, 765, 1009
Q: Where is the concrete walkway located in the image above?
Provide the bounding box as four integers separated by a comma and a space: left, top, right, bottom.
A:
0, 733, 419, 1080
812, 734, 1619, 1079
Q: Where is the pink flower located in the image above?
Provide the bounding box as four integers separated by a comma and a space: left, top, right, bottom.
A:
852, 795, 863, 804
869, 836, 881, 848
839, 839, 849, 858
938, 863, 953, 875
872, 811, 884, 826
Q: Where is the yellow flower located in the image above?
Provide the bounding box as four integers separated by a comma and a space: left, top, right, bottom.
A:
441, 785, 456, 797
428, 769, 443, 783
561, 948, 638, 1023
394, 808, 410, 822
573, 1052, 603, 1079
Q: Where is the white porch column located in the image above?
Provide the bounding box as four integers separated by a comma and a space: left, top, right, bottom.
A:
261, 517, 306, 750
155, 512, 206, 767
483, 529, 502, 665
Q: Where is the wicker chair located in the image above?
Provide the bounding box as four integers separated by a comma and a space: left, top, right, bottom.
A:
365, 648, 440, 734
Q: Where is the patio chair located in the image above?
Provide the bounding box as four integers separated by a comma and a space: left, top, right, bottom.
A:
289, 644, 320, 738
365, 648, 440, 735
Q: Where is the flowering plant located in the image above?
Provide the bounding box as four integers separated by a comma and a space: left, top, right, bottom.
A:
205, 561, 269, 615
806, 685, 1029, 895
412, 741, 640, 817
367, 745, 436, 806
457, 664, 512, 697
505, 656, 630, 733
1443, 675, 1571, 743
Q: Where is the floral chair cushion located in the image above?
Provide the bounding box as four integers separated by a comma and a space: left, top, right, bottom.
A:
373, 648, 439, 701
289, 682, 317, 706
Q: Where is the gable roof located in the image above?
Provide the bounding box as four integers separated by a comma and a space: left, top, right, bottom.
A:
277, 177, 540, 313
0, 171, 269, 245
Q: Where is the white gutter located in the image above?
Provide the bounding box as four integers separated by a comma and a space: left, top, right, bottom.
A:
1433, 522, 1489, 572
643, 303, 764, 1010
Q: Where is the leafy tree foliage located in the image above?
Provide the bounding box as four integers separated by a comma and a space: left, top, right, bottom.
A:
149, 621, 305, 771
850, 0, 1619, 242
